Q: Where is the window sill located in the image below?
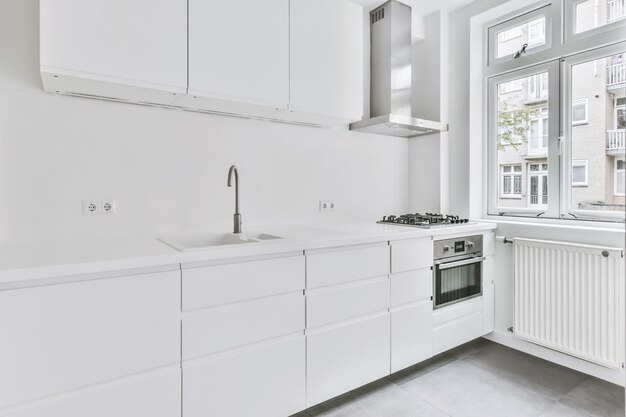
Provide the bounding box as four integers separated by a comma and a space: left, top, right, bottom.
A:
499, 196, 523, 199
482, 213, 625, 231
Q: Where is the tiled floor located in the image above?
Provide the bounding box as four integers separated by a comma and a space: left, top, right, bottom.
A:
298, 339, 625, 417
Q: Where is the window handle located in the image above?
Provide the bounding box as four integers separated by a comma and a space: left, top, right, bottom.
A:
513, 43, 528, 59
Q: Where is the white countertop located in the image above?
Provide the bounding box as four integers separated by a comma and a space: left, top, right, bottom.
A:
0, 222, 496, 284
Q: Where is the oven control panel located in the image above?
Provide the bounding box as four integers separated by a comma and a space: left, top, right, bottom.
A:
434, 235, 483, 260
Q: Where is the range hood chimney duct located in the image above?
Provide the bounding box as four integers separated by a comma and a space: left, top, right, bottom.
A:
350, 0, 446, 138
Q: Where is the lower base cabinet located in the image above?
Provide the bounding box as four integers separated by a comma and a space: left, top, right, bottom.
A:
306, 314, 391, 407
391, 302, 433, 372
8, 370, 181, 417
183, 336, 306, 417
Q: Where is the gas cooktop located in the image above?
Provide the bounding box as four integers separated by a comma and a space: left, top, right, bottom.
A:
378, 213, 471, 228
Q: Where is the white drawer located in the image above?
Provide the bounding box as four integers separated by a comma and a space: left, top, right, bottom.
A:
306, 243, 389, 289
391, 238, 433, 273
182, 255, 304, 310
306, 314, 390, 407
184, 336, 305, 417
390, 269, 432, 307
391, 302, 433, 372
183, 293, 304, 359
433, 311, 483, 355
8, 370, 181, 417
306, 278, 389, 329
0, 271, 180, 409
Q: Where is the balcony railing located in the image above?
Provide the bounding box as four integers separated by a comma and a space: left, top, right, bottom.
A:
608, 0, 625, 22
607, 63, 625, 86
607, 129, 625, 152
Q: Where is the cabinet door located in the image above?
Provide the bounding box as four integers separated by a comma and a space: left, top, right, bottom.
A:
184, 336, 305, 417
40, 0, 187, 102
483, 255, 495, 334
286, 0, 364, 125
0, 271, 180, 409
186, 0, 289, 115
306, 314, 390, 407
7, 370, 181, 417
391, 302, 433, 373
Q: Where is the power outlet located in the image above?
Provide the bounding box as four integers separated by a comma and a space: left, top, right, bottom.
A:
83, 199, 116, 216
319, 200, 336, 211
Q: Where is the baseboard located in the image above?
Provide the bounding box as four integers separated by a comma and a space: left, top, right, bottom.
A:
483, 331, 625, 387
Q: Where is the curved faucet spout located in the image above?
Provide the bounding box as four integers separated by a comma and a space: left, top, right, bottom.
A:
227, 165, 242, 233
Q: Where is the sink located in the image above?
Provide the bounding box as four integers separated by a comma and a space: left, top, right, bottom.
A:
158, 232, 282, 252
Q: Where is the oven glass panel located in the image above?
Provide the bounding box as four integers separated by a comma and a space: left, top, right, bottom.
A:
435, 261, 482, 307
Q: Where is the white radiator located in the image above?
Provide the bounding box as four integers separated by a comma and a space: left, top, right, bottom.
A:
513, 238, 625, 369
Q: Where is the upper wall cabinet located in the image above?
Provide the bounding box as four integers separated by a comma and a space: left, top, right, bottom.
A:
177, 0, 289, 117
276, 0, 364, 126
40, 0, 187, 105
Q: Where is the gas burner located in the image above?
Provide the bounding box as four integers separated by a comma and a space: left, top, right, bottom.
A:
378, 213, 471, 228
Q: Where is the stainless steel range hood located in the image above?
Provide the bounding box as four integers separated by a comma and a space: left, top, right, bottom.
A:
350, 0, 446, 138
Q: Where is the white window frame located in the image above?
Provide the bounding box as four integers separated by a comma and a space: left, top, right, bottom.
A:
528, 163, 549, 208
500, 164, 523, 198
561, 42, 626, 221
572, 159, 588, 186
487, 5, 553, 67
571, 97, 588, 125
488, 60, 560, 218
565, 0, 626, 43
528, 107, 549, 156
616, 101, 626, 129
616, 158, 626, 196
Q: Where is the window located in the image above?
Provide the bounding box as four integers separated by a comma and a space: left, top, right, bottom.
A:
573, 0, 626, 35
571, 98, 588, 125
487, 1, 625, 221
488, 6, 551, 65
500, 164, 523, 198
616, 158, 625, 196
572, 160, 588, 186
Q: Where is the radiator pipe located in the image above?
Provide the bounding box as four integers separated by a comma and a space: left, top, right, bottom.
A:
496, 235, 514, 244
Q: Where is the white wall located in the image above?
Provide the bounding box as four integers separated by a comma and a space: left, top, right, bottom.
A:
0, 0, 409, 242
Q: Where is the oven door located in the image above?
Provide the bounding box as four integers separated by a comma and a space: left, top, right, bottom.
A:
433, 254, 484, 309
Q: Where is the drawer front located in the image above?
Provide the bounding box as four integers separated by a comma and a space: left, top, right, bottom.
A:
0, 271, 180, 410
182, 255, 305, 310
8, 370, 181, 417
306, 314, 390, 407
433, 311, 483, 355
184, 336, 305, 417
391, 303, 433, 372
183, 293, 304, 359
307, 278, 389, 329
306, 244, 389, 289
391, 238, 433, 273
390, 269, 432, 307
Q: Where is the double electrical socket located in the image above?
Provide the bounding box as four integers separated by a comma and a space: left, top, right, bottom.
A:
83, 199, 116, 216
319, 200, 336, 211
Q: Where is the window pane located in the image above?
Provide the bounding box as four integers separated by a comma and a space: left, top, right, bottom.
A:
575, 0, 626, 34
496, 71, 550, 209
497, 16, 546, 58
570, 53, 626, 212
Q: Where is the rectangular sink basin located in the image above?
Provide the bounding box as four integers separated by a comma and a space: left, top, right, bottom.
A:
158, 232, 282, 252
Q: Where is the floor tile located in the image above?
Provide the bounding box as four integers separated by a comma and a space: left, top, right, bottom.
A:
463, 342, 589, 400
388, 337, 491, 386
538, 402, 591, 417
395, 358, 555, 417
560, 377, 625, 417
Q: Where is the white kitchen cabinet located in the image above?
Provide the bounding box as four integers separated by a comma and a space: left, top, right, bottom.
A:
0, 270, 180, 410
181, 0, 289, 116
39, 0, 187, 105
307, 314, 390, 407
391, 238, 433, 273
433, 310, 483, 355
276, 0, 364, 126
7, 370, 181, 417
391, 302, 433, 372
483, 255, 495, 334
390, 269, 432, 307
183, 336, 305, 417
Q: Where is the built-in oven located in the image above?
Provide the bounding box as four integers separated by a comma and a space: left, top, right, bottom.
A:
433, 235, 484, 309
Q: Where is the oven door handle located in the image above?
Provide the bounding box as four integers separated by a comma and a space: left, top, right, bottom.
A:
437, 256, 485, 270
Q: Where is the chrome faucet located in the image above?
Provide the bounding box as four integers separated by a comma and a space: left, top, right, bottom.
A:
227, 165, 242, 234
